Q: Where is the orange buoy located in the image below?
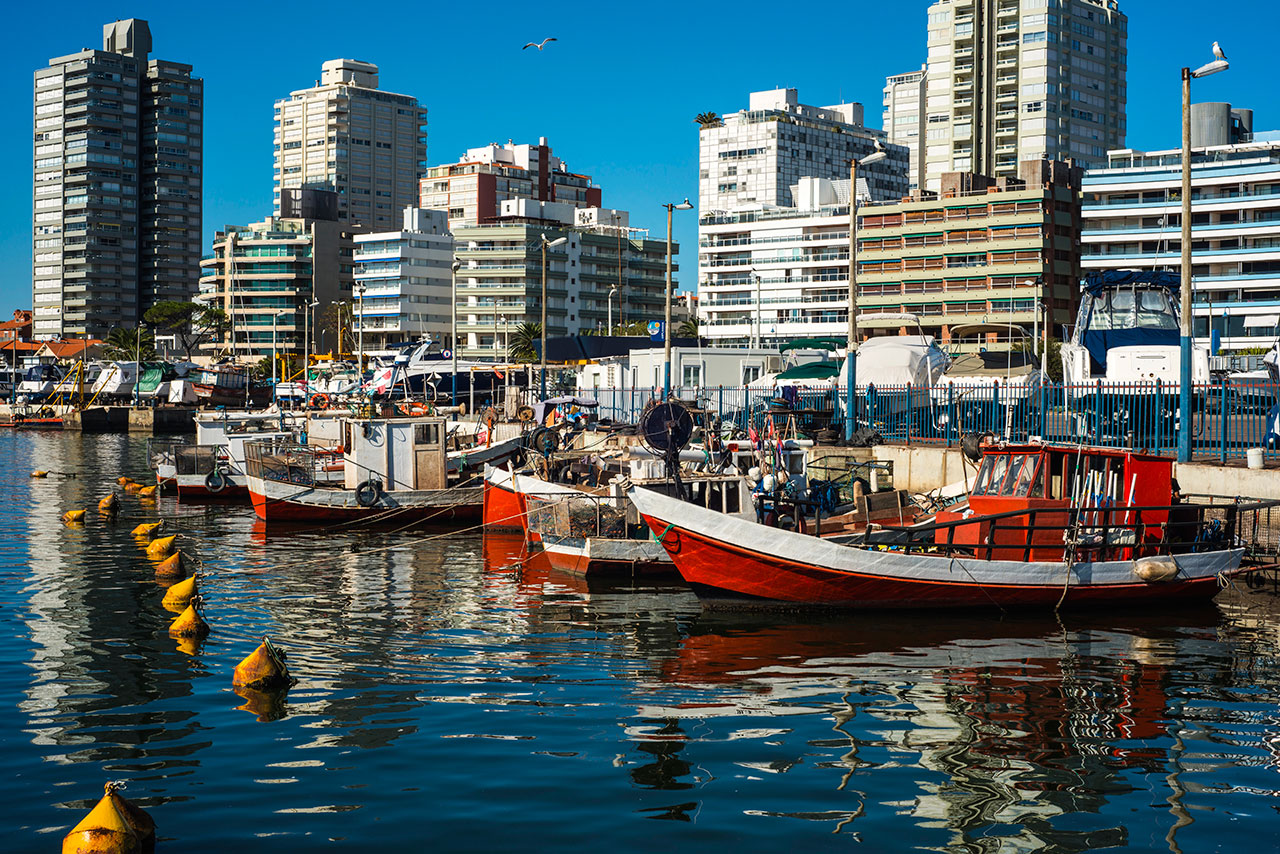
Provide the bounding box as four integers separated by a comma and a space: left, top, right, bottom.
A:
137, 485, 158, 497
123, 482, 142, 494
116, 477, 134, 486
233, 637, 294, 691
161, 573, 197, 610
31, 470, 49, 478
154, 552, 184, 580
62, 509, 87, 525
98, 494, 119, 516
131, 522, 163, 538
60, 781, 154, 854
168, 596, 208, 639
145, 535, 176, 558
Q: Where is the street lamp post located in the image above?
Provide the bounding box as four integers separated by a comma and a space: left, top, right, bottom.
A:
751, 269, 762, 349
845, 143, 888, 441
1179, 49, 1229, 462
451, 258, 461, 407
303, 296, 319, 406
662, 199, 693, 398
608, 286, 618, 336
355, 281, 366, 391
539, 234, 569, 399
271, 309, 285, 406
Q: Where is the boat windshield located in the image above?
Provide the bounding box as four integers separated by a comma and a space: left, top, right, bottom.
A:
973, 452, 1044, 497
1086, 287, 1178, 332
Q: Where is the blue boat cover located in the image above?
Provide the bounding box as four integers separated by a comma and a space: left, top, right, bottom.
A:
1083, 269, 1180, 295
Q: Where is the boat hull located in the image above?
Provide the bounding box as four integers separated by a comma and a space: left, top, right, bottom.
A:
540, 536, 675, 578
629, 487, 1244, 611
247, 473, 481, 526
175, 473, 249, 501
482, 471, 527, 532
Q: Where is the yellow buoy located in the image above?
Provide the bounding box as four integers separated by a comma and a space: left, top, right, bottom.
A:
60, 781, 154, 854
234, 685, 289, 722
130, 522, 163, 538
98, 494, 119, 516
154, 552, 184, 580
233, 637, 294, 691
168, 597, 209, 639
116, 476, 134, 486
161, 573, 197, 610
123, 482, 142, 494
62, 509, 87, 525
31, 470, 49, 478
145, 535, 176, 558
137, 485, 157, 497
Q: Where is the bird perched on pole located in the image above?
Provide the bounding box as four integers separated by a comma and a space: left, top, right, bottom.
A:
1212, 41, 1228, 60
523, 37, 557, 51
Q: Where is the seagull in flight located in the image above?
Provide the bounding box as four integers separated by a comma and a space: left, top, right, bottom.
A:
1212, 41, 1228, 61
523, 37, 557, 51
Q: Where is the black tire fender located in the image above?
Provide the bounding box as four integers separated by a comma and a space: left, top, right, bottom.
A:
205, 470, 227, 493
356, 479, 382, 508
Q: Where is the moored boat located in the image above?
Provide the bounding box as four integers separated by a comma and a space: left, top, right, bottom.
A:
629, 440, 1270, 610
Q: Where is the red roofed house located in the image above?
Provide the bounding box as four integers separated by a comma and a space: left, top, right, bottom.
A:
0, 310, 38, 368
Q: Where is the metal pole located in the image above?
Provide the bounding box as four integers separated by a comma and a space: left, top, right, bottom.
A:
1179, 66, 1193, 463
608, 287, 615, 335
272, 312, 278, 407
754, 271, 761, 349
540, 238, 548, 399
664, 204, 674, 399
356, 282, 365, 384
845, 158, 859, 441
304, 297, 310, 405
451, 259, 459, 406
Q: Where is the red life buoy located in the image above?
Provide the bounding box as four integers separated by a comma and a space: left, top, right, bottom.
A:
310, 393, 330, 409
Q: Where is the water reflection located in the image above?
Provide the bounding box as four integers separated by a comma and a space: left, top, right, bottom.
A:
5, 431, 1280, 850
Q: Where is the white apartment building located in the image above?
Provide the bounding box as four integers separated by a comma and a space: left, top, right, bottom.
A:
273, 60, 427, 231
698, 88, 910, 215
419, 138, 600, 231
352, 207, 454, 354
1081, 127, 1280, 352
883, 66, 928, 193
913, 0, 1127, 193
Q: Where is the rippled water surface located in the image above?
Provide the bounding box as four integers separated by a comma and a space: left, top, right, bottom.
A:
5, 431, 1280, 851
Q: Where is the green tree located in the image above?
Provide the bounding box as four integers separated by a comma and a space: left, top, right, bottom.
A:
508, 322, 542, 363
1016, 338, 1062, 382
102, 326, 156, 361
676, 317, 700, 339
316, 300, 355, 358
143, 300, 229, 359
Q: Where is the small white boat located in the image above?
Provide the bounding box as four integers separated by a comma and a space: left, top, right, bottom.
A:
932, 323, 1046, 436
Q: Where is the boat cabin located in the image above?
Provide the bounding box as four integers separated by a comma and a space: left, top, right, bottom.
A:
934, 442, 1176, 560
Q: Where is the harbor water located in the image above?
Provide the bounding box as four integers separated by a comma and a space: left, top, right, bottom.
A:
5, 430, 1280, 851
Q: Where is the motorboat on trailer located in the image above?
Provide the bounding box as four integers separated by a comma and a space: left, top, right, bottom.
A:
243, 414, 524, 524
1061, 270, 1208, 439
932, 323, 1045, 436
16, 364, 66, 401
630, 438, 1269, 610
837, 313, 949, 431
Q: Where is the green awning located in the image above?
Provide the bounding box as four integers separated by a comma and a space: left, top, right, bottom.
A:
778, 338, 843, 352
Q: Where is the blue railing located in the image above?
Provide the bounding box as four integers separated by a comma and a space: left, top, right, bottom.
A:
589, 380, 1280, 463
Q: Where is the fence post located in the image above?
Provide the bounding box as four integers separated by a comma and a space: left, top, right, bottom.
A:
993, 379, 1001, 439
947, 383, 955, 448
906, 383, 912, 447
718, 385, 724, 428
1038, 377, 1047, 439
1221, 377, 1228, 465
1095, 379, 1103, 446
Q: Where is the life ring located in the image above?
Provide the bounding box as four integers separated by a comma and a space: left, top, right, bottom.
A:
310, 393, 330, 409
399, 402, 429, 417
517, 405, 535, 423
355, 479, 382, 507
205, 470, 227, 493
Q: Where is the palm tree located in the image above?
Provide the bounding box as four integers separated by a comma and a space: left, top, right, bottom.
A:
507, 322, 542, 363
676, 318, 700, 340
102, 326, 156, 361
694, 111, 722, 129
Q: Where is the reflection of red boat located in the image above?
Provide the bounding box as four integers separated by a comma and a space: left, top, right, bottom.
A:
631, 442, 1262, 610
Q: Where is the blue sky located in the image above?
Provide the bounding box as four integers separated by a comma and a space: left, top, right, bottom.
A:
1, 0, 1271, 311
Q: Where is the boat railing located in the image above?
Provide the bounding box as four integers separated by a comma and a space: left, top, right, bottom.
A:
145, 436, 188, 473
525, 490, 628, 541
848, 497, 1280, 563
244, 438, 320, 488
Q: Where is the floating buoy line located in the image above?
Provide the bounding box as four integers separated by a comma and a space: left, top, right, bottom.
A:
60, 471, 301, 846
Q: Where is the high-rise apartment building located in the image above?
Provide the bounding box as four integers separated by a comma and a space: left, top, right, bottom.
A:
198, 194, 352, 360
273, 60, 427, 231
352, 207, 455, 354
911, 0, 1126, 193
883, 66, 928, 192
698, 89, 910, 215
32, 19, 203, 340
698, 161, 1082, 350
1081, 108, 1280, 353
453, 201, 673, 360
419, 138, 601, 231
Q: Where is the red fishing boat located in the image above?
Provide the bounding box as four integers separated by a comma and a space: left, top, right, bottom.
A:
630, 441, 1269, 610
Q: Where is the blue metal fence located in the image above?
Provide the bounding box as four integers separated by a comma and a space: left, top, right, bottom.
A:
590, 380, 1280, 463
